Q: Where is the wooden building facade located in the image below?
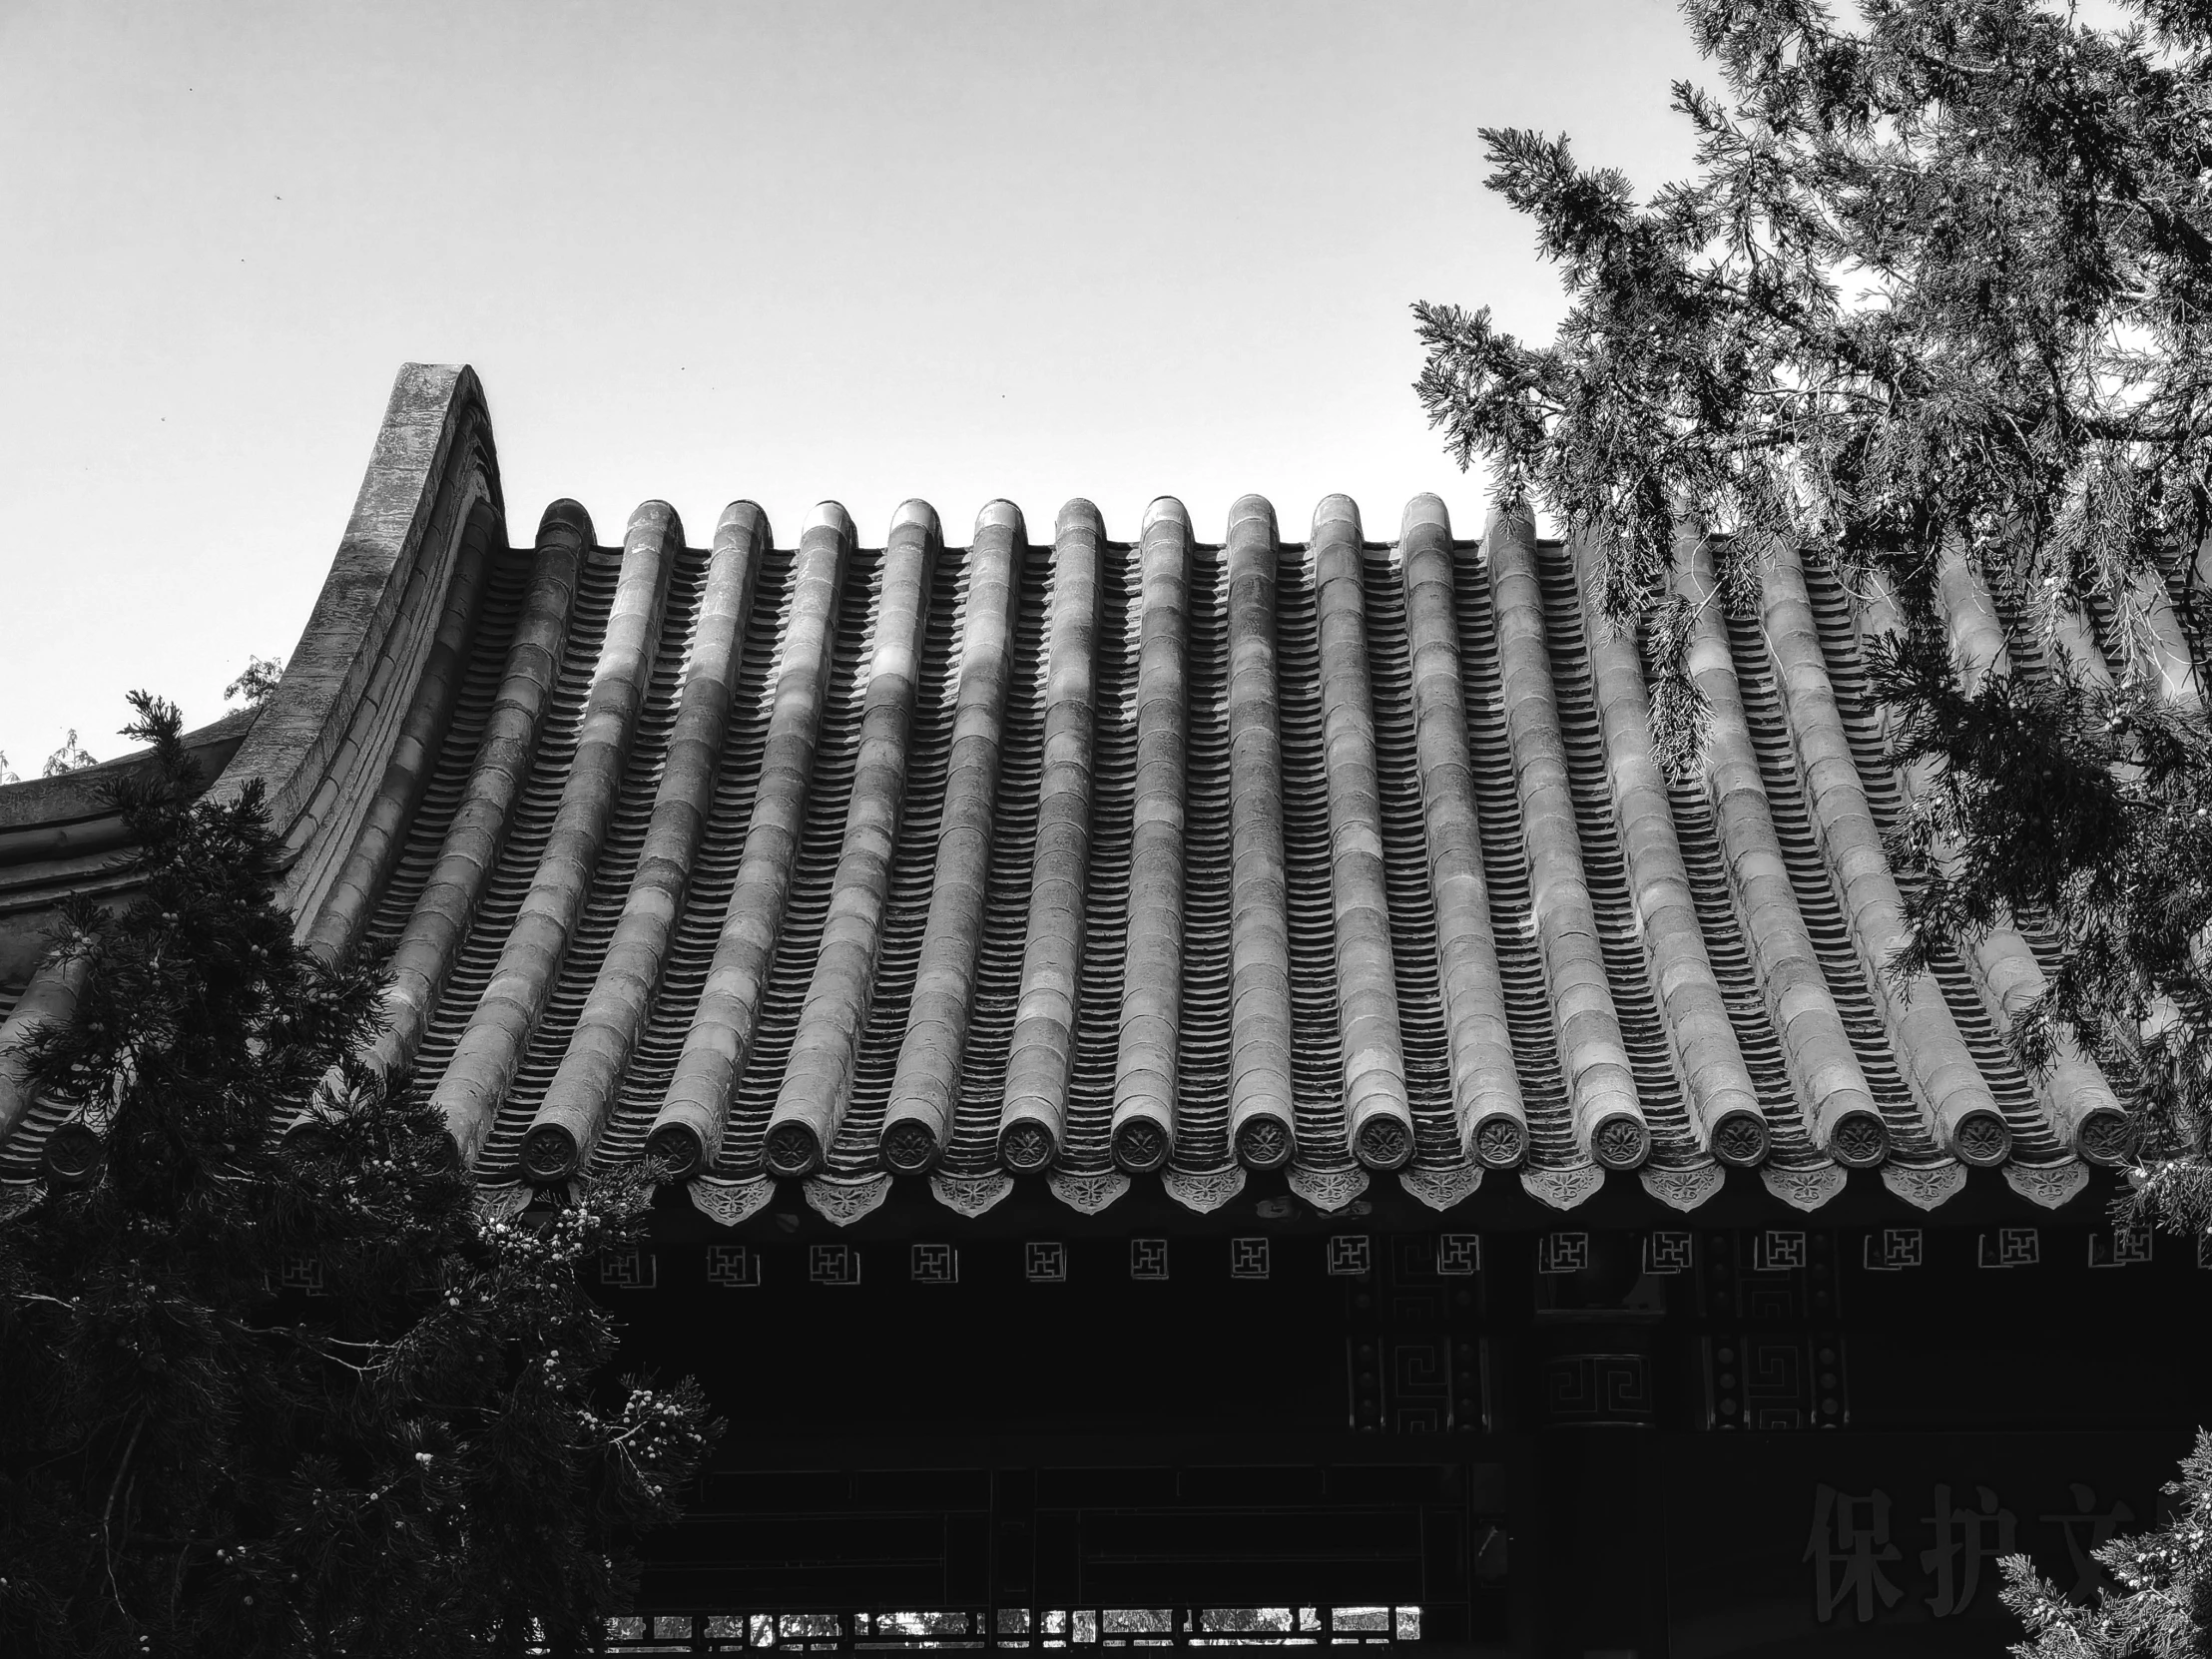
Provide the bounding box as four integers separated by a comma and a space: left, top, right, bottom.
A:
2, 365, 2203, 1656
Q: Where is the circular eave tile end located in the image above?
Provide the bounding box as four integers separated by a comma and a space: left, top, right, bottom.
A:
1353, 1114, 1413, 1173
880, 1119, 942, 1175
1952, 1111, 2014, 1169
1235, 1114, 1293, 1171
1001, 1119, 1060, 1174
763, 1121, 823, 1180
1710, 1110, 1771, 1168
1590, 1113, 1652, 1172
2074, 1107, 2135, 1168
1827, 1111, 1890, 1169
1471, 1116, 1528, 1170
643, 1124, 704, 1182
521, 1124, 579, 1186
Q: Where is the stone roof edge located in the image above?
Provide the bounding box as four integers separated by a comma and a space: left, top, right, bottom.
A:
206, 364, 508, 915
0, 709, 257, 834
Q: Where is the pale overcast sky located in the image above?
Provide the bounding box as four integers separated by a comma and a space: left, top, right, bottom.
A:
0, 0, 1710, 775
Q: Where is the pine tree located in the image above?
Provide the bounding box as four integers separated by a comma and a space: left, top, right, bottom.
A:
1414, 6, 2212, 1643
1414, 0, 2212, 1231
225, 658, 284, 710
43, 728, 98, 777
2001, 1430, 2212, 1657
0, 694, 718, 1658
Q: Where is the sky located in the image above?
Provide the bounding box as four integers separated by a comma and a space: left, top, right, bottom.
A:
0, 0, 1715, 776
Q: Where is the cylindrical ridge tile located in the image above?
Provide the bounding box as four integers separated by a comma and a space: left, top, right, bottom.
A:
1870, 568, 2130, 1164
1399, 497, 1530, 1166
523, 502, 771, 1179
1763, 544, 2008, 1164
1110, 498, 1192, 1171
1313, 497, 1415, 1171
764, 502, 940, 1177
1485, 505, 1650, 1170
1673, 528, 1887, 1165
882, 502, 1025, 1172
1571, 534, 1768, 1165
997, 500, 1103, 1170
0, 954, 91, 1145
432, 501, 675, 1169
2122, 566, 2204, 707
364, 523, 583, 1087
1224, 495, 1298, 1168
649, 504, 854, 1174
304, 525, 495, 966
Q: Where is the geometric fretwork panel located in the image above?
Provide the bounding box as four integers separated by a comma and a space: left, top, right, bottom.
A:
1347, 1234, 1485, 1432
1544, 1353, 1654, 1423
1707, 1331, 1848, 1430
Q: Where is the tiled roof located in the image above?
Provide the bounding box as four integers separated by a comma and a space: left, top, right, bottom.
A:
0, 365, 2140, 1223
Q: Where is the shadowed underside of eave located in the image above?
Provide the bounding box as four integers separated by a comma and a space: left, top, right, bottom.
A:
0, 364, 2152, 1225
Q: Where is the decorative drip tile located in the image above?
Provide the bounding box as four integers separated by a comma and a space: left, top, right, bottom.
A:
1640, 1162, 1725, 1212
1287, 1163, 1370, 1215
1164, 1165, 1246, 1215
1881, 1161, 1966, 1212
929, 1170, 1014, 1218
1762, 1162, 1848, 1212
1519, 1163, 1604, 1211
472, 1183, 531, 1226
804, 1174, 891, 1227
1399, 1162, 1482, 1212
1047, 1169, 1130, 1215
687, 1176, 775, 1228
2003, 1160, 2090, 1210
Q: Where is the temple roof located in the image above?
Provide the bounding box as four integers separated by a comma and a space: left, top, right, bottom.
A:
0, 364, 2143, 1225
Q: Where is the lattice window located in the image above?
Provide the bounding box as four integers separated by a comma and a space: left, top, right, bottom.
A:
1129, 1238, 1168, 1281
1228, 1237, 1270, 1280
1024, 1241, 1067, 1283
598, 1248, 655, 1290
910, 1243, 958, 1284
615, 1606, 1432, 1651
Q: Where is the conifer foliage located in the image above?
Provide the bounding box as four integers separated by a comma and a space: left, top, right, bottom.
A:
1416, 0, 2212, 1249
0, 695, 718, 1657
2001, 1428, 2212, 1658
1415, 3, 2212, 1646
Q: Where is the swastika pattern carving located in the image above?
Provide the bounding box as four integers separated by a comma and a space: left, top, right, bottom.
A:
1437, 1234, 1481, 1276
706, 1244, 761, 1287
1645, 1230, 1693, 1274
1536, 1233, 1588, 1275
